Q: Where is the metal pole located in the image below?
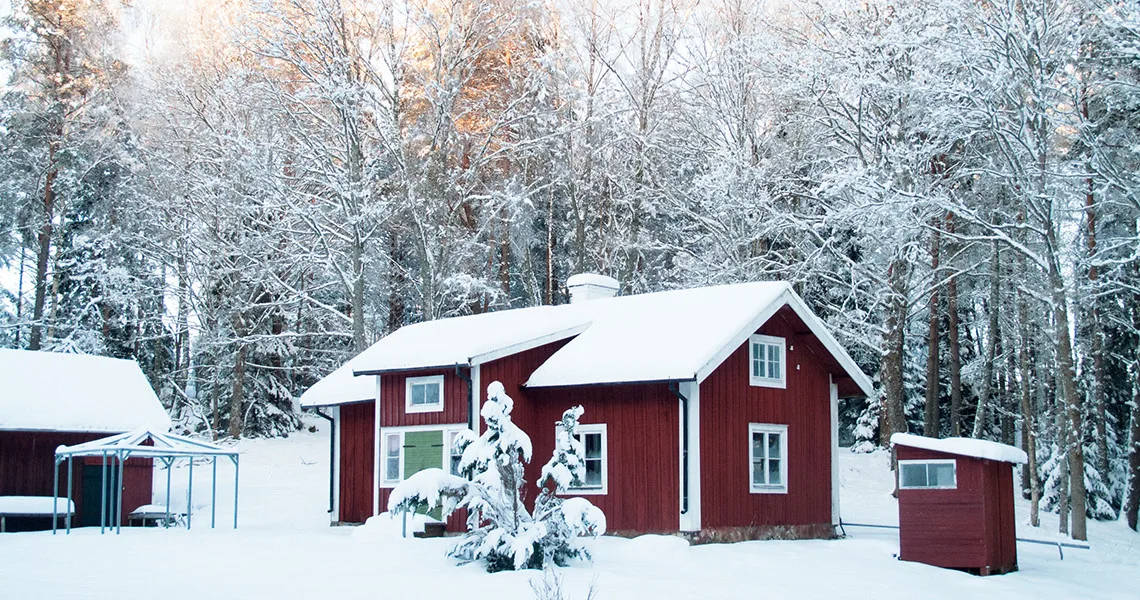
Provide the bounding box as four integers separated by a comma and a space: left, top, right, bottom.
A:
211, 457, 217, 529
66, 457, 73, 534
116, 451, 125, 534
232, 455, 239, 529
52, 457, 59, 535
187, 456, 194, 530
165, 457, 173, 527
100, 451, 107, 534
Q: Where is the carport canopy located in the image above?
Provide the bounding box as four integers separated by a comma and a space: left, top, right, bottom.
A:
53, 428, 240, 535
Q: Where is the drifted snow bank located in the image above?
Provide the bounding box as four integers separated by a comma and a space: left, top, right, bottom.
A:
890, 433, 1028, 464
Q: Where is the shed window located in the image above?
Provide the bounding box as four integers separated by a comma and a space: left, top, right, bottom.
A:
384, 433, 402, 483
567, 424, 607, 495
749, 335, 786, 388
749, 423, 788, 494
406, 375, 444, 413
899, 460, 957, 489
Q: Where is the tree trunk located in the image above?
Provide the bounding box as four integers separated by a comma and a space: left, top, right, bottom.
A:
29, 139, 60, 351
545, 188, 556, 305
946, 214, 964, 436
1124, 248, 1140, 530
1017, 268, 1041, 526
924, 221, 942, 438
879, 260, 909, 447
1048, 242, 1087, 540
351, 238, 366, 352
229, 344, 248, 440
1083, 180, 1110, 491
387, 229, 405, 334
973, 241, 1001, 439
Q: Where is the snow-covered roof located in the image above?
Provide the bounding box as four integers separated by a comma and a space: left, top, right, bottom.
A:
890, 433, 1028, 465
55, 428, 237, 459
350, 305, 595, 375
331, 281, 872, 400
0, 350, 171, 433
298, 360, 376, 408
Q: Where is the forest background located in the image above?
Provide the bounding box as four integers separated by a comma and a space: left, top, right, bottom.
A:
2, 0, 1138, 540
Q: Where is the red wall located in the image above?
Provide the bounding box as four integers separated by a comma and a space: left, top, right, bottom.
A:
698, 312, 834, 530
379, 368, 469, 428
0, 430, 153, 525
525, 383, 680, 534
338, 401, 374, 523
896, 445, 1018, 572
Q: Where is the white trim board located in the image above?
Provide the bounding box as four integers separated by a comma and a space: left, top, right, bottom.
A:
468, 324, 591, 367
692, 288, 873, 397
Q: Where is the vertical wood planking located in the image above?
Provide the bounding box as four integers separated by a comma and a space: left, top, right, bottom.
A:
698, 312, 833, 529
338, 401, 375, 523
379, 369, 469, 427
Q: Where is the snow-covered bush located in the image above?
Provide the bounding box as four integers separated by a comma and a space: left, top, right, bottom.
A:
388, 382, 605, 572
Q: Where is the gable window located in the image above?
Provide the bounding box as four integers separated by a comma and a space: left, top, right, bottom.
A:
568, 424, 607, 495
899, 459, 957, 490
406, 375, 444, 413
749, 335, 786, 389
383, 432, 402, 483
749, 423, 788, 494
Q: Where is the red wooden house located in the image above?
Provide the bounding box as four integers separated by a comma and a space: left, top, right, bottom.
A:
890, 433, 1027, 575
301, 276, 872, 540
0, 350, 170, 531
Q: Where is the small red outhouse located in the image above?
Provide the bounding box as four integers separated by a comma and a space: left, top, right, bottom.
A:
890, 433, 1027, 575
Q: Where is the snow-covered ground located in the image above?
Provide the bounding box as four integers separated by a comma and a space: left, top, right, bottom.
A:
3, 418, 1136, 599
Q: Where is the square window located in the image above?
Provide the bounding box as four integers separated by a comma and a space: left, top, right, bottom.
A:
749, 335, 786, 388
749, 423, 788, 493
405, 375, 444, 413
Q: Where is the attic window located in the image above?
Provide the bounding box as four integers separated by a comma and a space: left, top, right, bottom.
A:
406, 375, 444, 413
749, 334, 786, 389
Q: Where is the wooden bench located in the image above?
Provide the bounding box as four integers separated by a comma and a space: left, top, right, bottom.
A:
0, 496, 75, 533
128, 504, 187, 528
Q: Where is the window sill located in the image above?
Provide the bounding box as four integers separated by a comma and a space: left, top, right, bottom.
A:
749, 378, 786, 389
562, 487, 607, 496
750, 486, 788, 495
406, 404, 444, 414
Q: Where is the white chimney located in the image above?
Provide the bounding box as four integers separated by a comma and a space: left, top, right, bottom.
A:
567, 273, 620, 303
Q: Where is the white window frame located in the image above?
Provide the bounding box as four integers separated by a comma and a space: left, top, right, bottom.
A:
567, 424, 608, 495
898, 459, 958, 490
749, 423, 788, 494
378, 425, 470, 488
405, 375, 445, 413
749, 334, 787, 389
382, 431, 403, 485
447, 430, 466, 477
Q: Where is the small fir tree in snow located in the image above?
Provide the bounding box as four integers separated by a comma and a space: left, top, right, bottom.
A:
388, 382, 605, 572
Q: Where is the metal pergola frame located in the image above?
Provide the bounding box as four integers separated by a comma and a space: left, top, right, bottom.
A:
52, 428, 240, 535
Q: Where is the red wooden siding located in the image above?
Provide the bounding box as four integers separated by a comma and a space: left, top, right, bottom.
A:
896, 445, 1018, 573
1, 430, 153, 525
699, 311, 833, 530
479, 340, 570, 438
525, 383, 680, 534
338, 401, 375, 523
379, 369, 469, 427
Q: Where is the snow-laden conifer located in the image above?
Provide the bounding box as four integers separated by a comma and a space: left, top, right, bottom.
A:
388, 382, 604, 572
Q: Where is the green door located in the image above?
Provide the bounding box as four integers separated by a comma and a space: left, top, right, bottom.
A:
404, 430, 444, 520
80, 464, 119, 527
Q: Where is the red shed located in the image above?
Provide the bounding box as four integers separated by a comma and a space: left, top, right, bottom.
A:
890, 433, 1027, 575
302, 276, 873, 541
0, 350, 170, 532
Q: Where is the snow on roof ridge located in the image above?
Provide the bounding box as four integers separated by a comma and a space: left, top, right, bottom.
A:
890, 432, 1028, 464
